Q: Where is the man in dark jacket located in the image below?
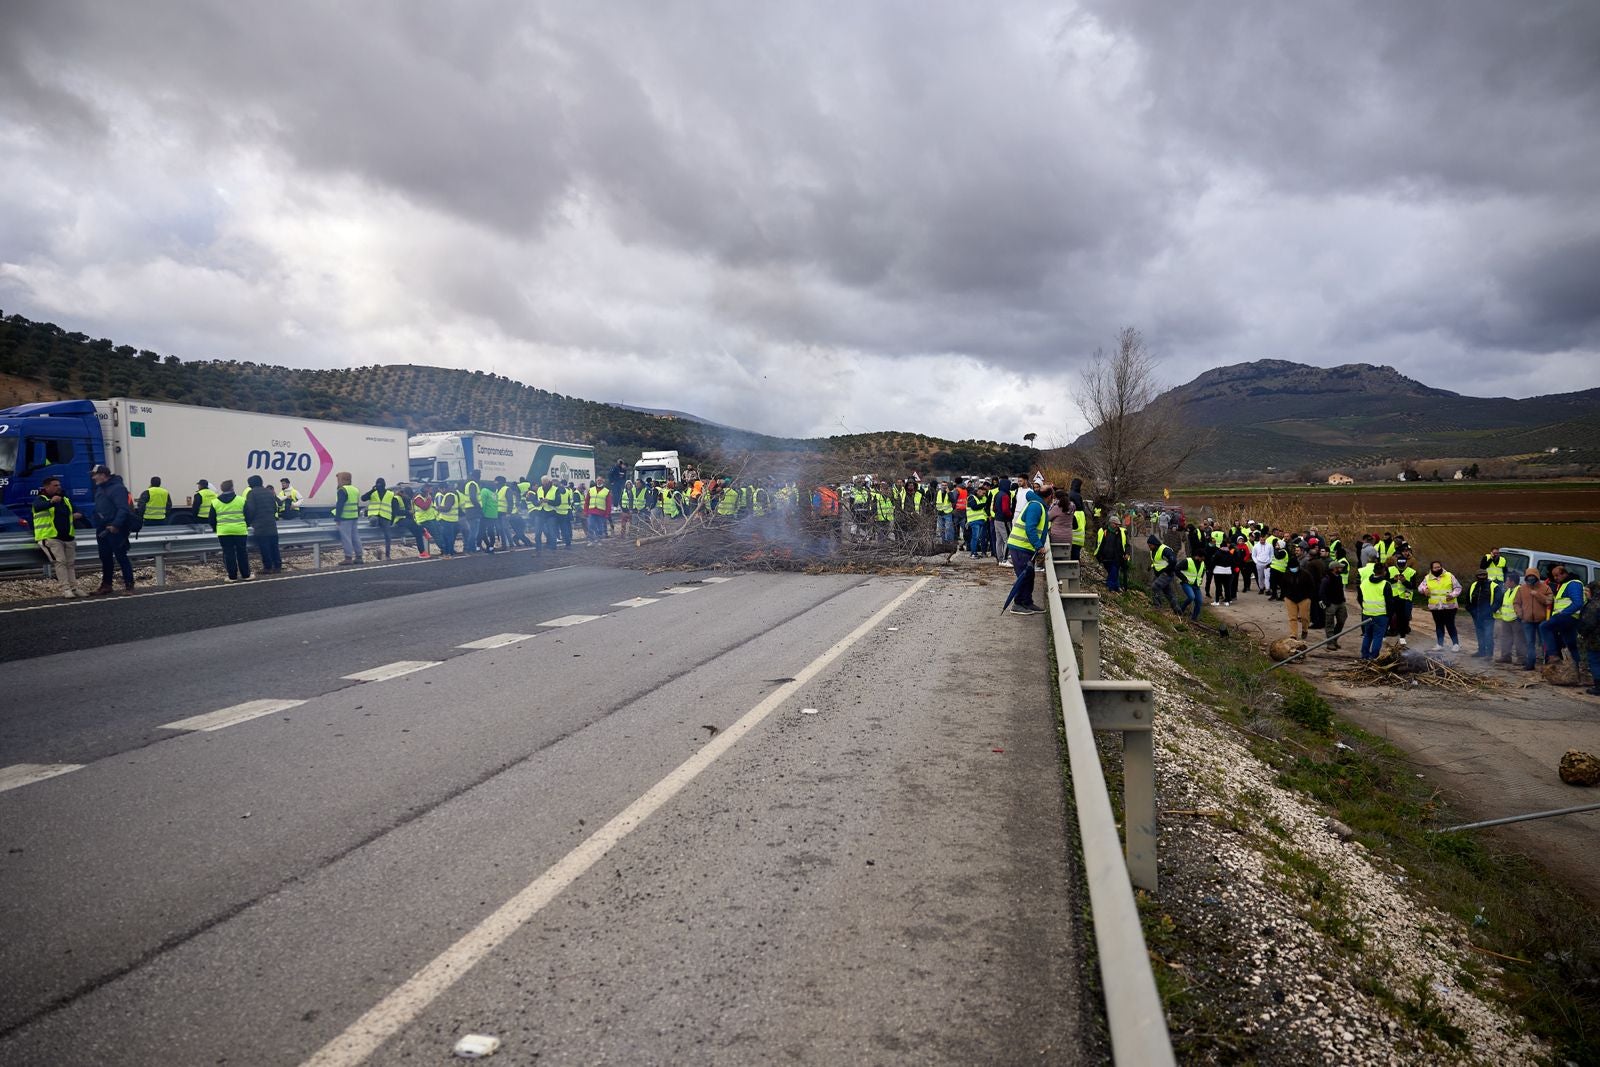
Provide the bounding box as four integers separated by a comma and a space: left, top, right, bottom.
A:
1067, 478, 1083, 515
244, 474, 282, 573
1319, 560, 1348, 650
1464, 568, 1495, 658
1095, 516, 1130, 592
89, 463, 134, 595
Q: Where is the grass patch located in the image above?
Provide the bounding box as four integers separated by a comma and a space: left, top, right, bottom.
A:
1100, 581, 1600, 1063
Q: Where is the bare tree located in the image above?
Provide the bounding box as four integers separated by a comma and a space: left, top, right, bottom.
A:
1066, 327, 1204, 503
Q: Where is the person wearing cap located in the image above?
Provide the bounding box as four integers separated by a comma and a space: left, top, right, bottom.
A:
1094, 514, 1129, 592
1356, 560, 1392, 660
1513, 568, 1551, 670
278, 478, 301, 518
244, 474, 282, 573
88, 463, 135, 595
1004, 483, 1050, 614
1465, 568, 1496, 659
1577, 580, 1600, 695
136, 476, 170, 527
1147, 534, 1180, 614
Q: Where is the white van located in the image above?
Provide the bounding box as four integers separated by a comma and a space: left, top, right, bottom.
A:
1497, 547, 1600, 585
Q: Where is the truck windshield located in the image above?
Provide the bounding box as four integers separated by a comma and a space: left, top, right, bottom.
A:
636, 465, 671, 482
0, 436, 16, 478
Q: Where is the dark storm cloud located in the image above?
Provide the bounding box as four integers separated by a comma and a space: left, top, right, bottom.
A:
1, 0, 1598, 438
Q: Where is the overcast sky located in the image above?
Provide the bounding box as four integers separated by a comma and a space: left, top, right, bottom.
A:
3, 1, 1597, 442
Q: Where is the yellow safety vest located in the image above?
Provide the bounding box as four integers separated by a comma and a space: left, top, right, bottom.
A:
195, 487, 218, 521
462, 480, 481, 511
143, 486, 170, 521
1494, 584, 1517, 622
212, 494, 247, 537
1006, 499, 1045, 551
1390, 565, 1417, 602
662, 491, 681, 518
1095, 527, 1127, 555
555, 488, 575, 516
1150, 544, 1172, 573
1423, 572, 1456, 610
368, 490, 398, 522
716, 489, 740, 516
413, 497, 438, 523
1072, 510, 1086, 547
1553, 579, 1582, 616
1181, 557, 1205, 585
1358, 564, 1388, 617
496, 485, 516, 515
935, 489, 953, 515
435, 491, 460, 522
32, 499, 71, 541
874, 493, 894, 522
967, 494, 990, 522
335, 485, 360, 520
1482, 555, 1505, 584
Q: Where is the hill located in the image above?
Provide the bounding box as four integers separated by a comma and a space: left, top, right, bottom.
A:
1147, 359, 1600, 480
0, 311, 1037, 476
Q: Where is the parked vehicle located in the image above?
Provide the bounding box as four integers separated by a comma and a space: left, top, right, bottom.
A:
408, 430, 595, 487
1497, 546, 1600, 585
0, 398, 408, 528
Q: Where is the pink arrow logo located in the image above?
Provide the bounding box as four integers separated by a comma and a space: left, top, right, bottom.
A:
304, 427, 334, 497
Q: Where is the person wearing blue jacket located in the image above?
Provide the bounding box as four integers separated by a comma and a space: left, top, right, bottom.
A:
1004, 485, 1051, 615
89, 463, 135, 595
1539, 563, 1586, 666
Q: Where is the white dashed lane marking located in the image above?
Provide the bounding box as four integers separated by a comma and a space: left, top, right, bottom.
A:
701, 576, 734, 583
0, 763, 85, 793
610, 597, 660, 608
162, 699, 307, 733
658, 586, 702, 595
342, 661, 441, 683
536, 614, 604, 627
456, 633, 536, 650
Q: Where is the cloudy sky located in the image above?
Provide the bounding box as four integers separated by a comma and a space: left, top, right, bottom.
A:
3, 1, 1598, 442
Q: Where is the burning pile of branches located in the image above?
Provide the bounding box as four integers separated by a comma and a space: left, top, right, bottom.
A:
594, 511, 959, 574
1327, 644, 1510, 693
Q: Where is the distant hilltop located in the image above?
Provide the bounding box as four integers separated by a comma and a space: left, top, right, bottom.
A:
1147, 359, 1599, 481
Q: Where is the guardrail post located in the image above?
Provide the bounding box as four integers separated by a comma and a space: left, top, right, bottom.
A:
154, 554, 167, 588
313, 543, 322, 571
1081, 681, 1159, 892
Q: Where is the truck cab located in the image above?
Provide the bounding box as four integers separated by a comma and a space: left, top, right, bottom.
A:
0, 401, 106, 532
635, 450, 683, 485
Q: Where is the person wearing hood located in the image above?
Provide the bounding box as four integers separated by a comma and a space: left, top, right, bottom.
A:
206, 478, 251, 581
1094, 514, 1130, 592
244, 474, 282, 573
1281, 552, 1316, 640
1067, 478, 1083, 514
1005, 485, 1050, 614
89, 463, 135, 595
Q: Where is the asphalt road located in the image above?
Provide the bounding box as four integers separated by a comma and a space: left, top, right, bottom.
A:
0, 563, 1085, 1065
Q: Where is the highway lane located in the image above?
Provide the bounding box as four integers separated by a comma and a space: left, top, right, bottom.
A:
0, 562, 716, 767
0, 544, 586, 664
0, 571, 1085, 1064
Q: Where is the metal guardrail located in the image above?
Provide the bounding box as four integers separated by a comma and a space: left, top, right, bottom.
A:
1, 519, 389, 587
1043, 543, 1175, 1065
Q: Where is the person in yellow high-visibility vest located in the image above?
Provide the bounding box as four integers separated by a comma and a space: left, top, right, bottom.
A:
32, 474, 83, 598
137, 477, 171, 527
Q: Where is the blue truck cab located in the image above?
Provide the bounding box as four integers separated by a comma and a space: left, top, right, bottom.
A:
0, 400, 108, 534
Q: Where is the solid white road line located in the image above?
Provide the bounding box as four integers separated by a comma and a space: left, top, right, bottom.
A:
161, 699, 307, 733
610, 597, 661, 608
701, 576, 733, 583
0, 763, 85, 793
456, 633, 536, 650
658, 586, 701, 595
341, 661, 440, 683
300, 576, 930, 1067
536, 614, 603, 627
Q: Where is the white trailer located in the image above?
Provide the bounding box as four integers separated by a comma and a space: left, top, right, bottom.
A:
93, 398, 408, 512
409, 431, 595, 486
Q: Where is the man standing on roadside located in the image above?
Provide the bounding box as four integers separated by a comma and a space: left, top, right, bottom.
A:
244, 474, 282, 573
89, 463, 135, 595
1005, 484, 1050, 614
1320, 559, 1348, 651
1541, 564, 1585, 666
1356, 560, 1391, 660
333, 471, 363, 565
1493, 572, 1523, 665
33, 475, 84, 598
207, 478, 252, 581
1095, 514, 1129, 592
460, 469, 483, 553
1465, 568, 1495, 659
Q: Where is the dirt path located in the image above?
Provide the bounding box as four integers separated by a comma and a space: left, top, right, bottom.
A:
1208, 583, 1600, 905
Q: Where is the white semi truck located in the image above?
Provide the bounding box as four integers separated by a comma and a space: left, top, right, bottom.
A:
0, 397, 408, 526
408, 431, 595, 487
634, 450, 694, 484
